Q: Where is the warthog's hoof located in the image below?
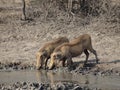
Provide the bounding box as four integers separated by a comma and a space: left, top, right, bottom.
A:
36, 66, 42, 70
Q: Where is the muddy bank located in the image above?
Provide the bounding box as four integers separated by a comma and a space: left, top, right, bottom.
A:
0, 82, 92, 90
0, 61, 120, 76
0, 61, 35, 70
0, 70, 120, 90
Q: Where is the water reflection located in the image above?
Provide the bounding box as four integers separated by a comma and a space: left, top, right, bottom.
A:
35, 70, 99, 84
36, 70, 73, 85
36, 70, 49, 83
35, 70, 120, 89
35, 70, 101, 86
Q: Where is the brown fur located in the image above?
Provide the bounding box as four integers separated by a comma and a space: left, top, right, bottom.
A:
48, 34, 99, 69
36, 37, 69, 70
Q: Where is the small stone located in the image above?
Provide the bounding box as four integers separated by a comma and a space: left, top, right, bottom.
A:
13, 82, 21, 88
93, 72, 97, 76
98, 72, 102, 76
22, 82, 27, 86
85, 80, 89, 84
15, 88, 20, 90
93, 88, 97, 90
1, 87, 5, 90
30, 82, 39, 88
56, 83, 66, 90
13, 66, 18, 70
38, 84, 44, 90
22, 85, 27, 89
47, 87, 52, 90
33, 83, 39, 88
30, 86, 35, 90
83, 86, 90, 90
73, 86, 82, 90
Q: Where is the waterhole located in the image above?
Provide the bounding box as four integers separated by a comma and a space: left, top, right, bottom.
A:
0, 70, 120, 89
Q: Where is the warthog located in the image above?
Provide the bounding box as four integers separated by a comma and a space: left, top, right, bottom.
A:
36, 37, 69, 70
48, 34, 99, 69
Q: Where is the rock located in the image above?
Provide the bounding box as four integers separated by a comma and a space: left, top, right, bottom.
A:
30, 82, 39, 88
22, 82, 27, 86
22, 85, 28, 89
30, 86, 35, 90
13, 82, 22, 88
16, 88, 20, 90
0, 66, 3, 69
38, 84, 44, 90
85, 80, 89, 84
98, 72, 102, 76
33, 82, 39, 88
83, 86, 91, 90
56, 83, 66, 90
1, 87, 5, 90
93, 87, 101, 90
7, 85, 12, 89
13, 66, 18, 70
47, 87, 52, 90
93, 72, 97, 76
73, 86, 82, 90
67, 82, 74, 88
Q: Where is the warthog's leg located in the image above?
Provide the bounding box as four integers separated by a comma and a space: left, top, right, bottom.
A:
45, 57, 49, 69
89, 48, 99, 64
36, 53, 41, 70
84, 49, 89, 65
66, 55, 73, 67
48, 59, 55, 70
62, 59, 66, 67
56, 59, 66, 67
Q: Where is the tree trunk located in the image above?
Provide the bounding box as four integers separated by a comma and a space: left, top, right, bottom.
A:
22, 0, 26, 20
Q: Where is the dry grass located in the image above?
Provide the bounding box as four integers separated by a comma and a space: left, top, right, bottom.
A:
0, 0, 119, 26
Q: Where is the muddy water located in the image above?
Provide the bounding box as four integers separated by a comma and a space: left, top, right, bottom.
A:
0, 70, 120, 89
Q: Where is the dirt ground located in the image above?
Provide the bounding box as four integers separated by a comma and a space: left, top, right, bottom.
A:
0, 0, 120, 73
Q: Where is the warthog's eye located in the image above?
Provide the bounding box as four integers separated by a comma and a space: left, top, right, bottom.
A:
52, 55, 57, 60
43, 50, 47, 57
41, 54, 47, 60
